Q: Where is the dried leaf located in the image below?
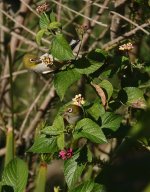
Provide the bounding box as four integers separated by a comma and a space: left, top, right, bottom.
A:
91, 82, 107, 107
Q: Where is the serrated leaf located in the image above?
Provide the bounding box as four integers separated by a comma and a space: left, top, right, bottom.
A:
74, 49, 106, 75
54, 69, 81, 100
39, 13, 50, 29
48, 22, 62, 30
123, 87, 146, 109
74, 57, 103, 75
2, 158, 28, 192
64, 153, 86, 189
100, 80, 113, 101
42, 115, 64, 136
50, 11, 56, 22
69, 181, 104, 192
88, 49, 107, 61
101, 112, 122, 131
92, 184, 106, 192
36, 29, 46, 45
74, 118, 107, 143
51, 34, 75, 60
87, 101, 105, 121
28, 134, 58, 153
69, 180, 94, 192
57, 133, 65, 150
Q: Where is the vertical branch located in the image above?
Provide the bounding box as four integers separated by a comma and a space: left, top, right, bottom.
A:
110, 0, 127, 40
57, 0, 62, 22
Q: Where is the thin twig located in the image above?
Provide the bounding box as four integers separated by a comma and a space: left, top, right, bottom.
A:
57, 0, 62, 22
20, 0, 39, 17
0, 70, 28, 81
23, 86, 56, 140
19, 79, 52, 137
102, 22, 150, 50
83, 0, 109, 9
0, 8, 51, 45
0, 25, 48, 52
111, 11, 150, 35
51, 0, 108, 27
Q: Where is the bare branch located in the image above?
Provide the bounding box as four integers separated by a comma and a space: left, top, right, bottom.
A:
102, 23, 150, 50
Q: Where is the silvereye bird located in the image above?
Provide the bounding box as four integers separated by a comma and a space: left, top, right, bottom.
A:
23, 53, 62, 74
63, 104, 84, 125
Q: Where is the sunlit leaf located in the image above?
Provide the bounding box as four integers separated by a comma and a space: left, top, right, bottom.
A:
100, 80, 113, 101
28, 134, 58, 153
101, 112, 122, 131
2, 158, 28, 192
64, 153, 86, 189
124, 87, 146, 109
41, 115, 64, 136
39, 13, 50, 29
51, 34, 75, 60
74, 118, 107, 143
36, 29, 46, 45
54, 69, 81, 100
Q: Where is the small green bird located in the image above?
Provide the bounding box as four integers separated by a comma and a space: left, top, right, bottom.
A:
63, 104, 84, 125
23, 53, 62, 74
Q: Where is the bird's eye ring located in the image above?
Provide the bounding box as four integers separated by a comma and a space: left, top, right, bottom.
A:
30, 58, 41, 64
67, 108, 73, 113
30, 58, 36, 62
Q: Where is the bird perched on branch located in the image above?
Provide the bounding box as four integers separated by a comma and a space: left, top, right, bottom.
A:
23, 39, 80, 74
63, 104, 84, 125
23, 53, 62, 74
63, 94, 85, 125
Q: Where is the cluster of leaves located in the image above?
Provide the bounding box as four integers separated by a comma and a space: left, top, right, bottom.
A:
1, 6, 150, 192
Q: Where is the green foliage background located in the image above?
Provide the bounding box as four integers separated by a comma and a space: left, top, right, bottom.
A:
0, 0, 150, 192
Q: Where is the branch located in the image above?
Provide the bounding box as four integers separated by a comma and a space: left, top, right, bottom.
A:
23, 86, 56, 140
51, 0, 108, 27
19, 79, 52, 137
111, 11, 150, 35
102, 23, 150, 50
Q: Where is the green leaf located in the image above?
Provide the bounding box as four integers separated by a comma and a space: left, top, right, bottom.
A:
74, 118, 107, 143
28, 134, 58, 153
39, 13, 50, 29
87, 101, 105, 121
57, 133, 65, 150
2, 158, 28, 192
69, 180, 94, 192
50, 11, 56, 22
69, 181, 104, 192
64, 153, 86, 189
74, 57, 103, 75
36, 29, 46, 45
41, 116, 65, 149
48, 22, 62, 30
74, 49, 106, 75
101, 112, 122, 131
100, 80, 113, 101
42, 115, 64, 136
51, 34, 75, 60
123, 87, 146, 109
92, 184, 106, 192
88, 49, 107, 60
54, 69, 81, 100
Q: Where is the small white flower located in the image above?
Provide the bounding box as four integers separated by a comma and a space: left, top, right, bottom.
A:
72, 94, 85, 106
40, 53, 54, 66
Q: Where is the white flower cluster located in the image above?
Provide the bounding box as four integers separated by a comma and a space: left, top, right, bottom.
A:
72, 94, 85, 106
40, 53, 54, 66
119, 42, 134, 51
